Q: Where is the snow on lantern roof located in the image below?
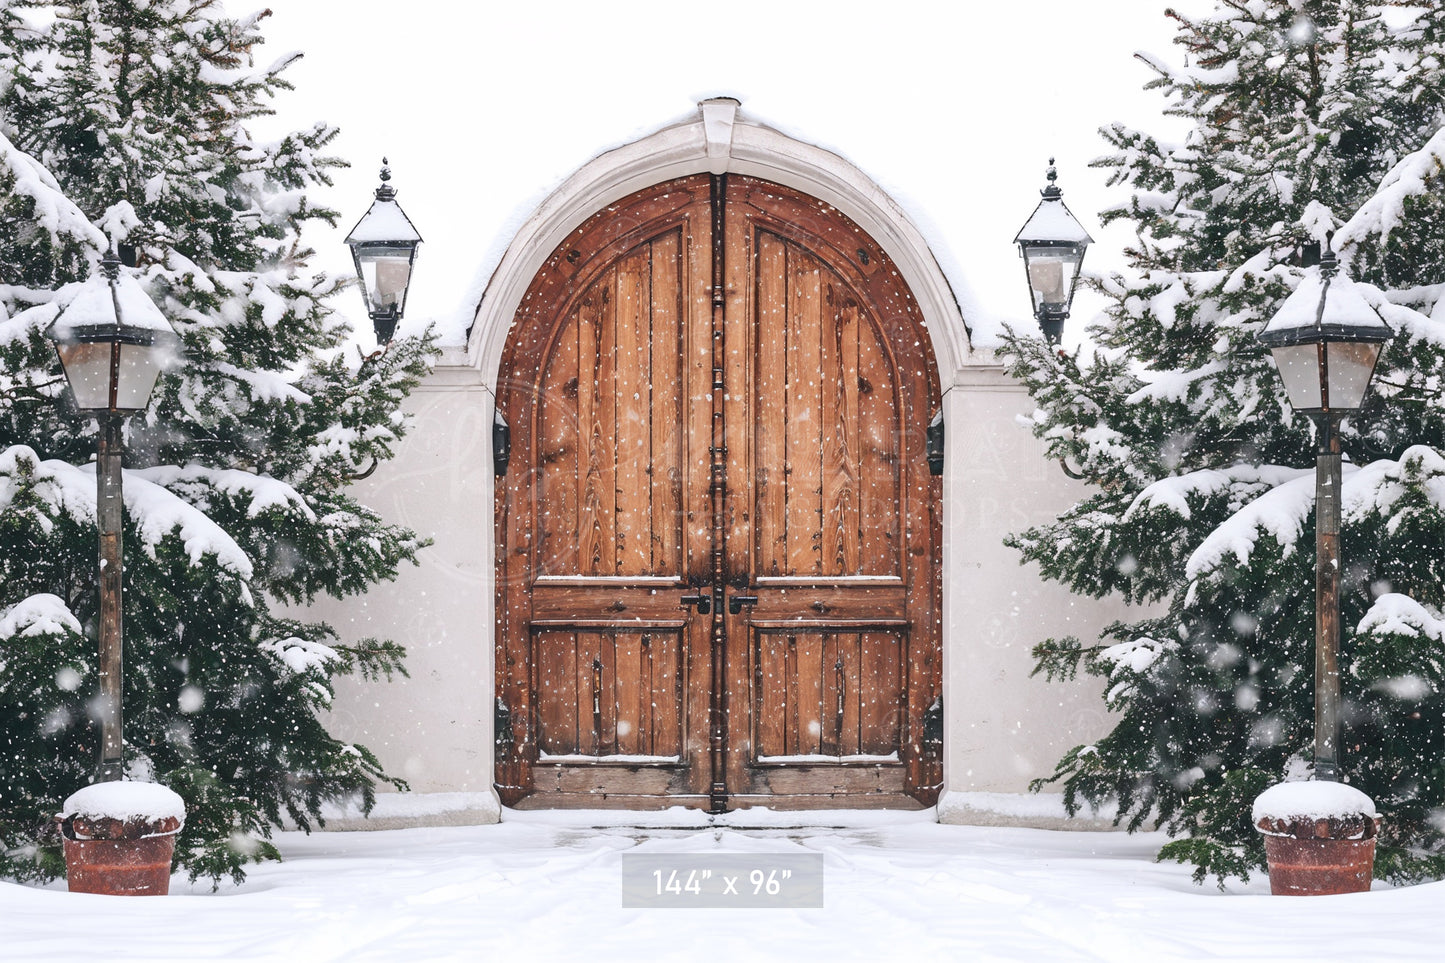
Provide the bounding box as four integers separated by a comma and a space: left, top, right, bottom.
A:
1013, 193, 1093, 247
345, 162, 422, 246
47, 255, 176, 343
1258, 246, 1392, 347
345, 194, 422, 245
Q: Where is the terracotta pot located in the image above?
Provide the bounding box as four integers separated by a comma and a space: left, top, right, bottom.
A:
62, 831, 178, 896
59, 811, 183, 897
1261, 833, 1375, 896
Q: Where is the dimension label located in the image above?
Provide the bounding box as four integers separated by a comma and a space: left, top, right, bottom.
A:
621, 854, 825, 908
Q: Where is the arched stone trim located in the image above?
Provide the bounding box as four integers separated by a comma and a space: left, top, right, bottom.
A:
465, 99, 972, 389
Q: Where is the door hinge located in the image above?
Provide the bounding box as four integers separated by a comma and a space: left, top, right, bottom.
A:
493, 410, 511, 476
923, 695, 944, 755
927, 410, 944, 477
495, 697, 515, 758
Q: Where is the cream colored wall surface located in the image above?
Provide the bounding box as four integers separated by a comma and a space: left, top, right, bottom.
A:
307, 365, 498, 808
939, 364, 1131, 813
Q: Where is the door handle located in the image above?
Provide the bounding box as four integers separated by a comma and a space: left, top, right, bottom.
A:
728, 594, 759, 615
681, 593, 712, 615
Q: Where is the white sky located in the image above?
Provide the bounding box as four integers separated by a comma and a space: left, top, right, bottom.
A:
255, 0, 1208, 349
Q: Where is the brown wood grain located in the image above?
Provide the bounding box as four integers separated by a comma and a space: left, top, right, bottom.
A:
614, 249, 650, 577
538, 307, 578, 575
754, 233, 789, 579
650, 231, 683, 576
497, 173, 940, 809
786, 244, 824, 578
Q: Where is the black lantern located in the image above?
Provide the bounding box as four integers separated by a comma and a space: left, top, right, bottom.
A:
1258, 235, 1390, 783
47, 250, 181, 414
45, 249, 180, 782
1014, 159, 1093, 343
345, 159, 422, 345
1257, 238, 1392, 415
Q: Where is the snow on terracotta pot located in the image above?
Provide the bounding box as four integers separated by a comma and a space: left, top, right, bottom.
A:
58, 781, 186, 896
1253, 781, 1381, 896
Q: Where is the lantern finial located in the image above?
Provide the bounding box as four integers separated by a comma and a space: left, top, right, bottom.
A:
99, 247, 121, 281
1320, 231, 1338, 281
375, 158, 396, 201
1043, 157, 1061, 198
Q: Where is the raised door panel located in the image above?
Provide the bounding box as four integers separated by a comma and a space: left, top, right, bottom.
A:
537, 239, 686, 580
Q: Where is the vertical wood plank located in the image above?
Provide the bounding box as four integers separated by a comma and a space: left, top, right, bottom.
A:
536, 631, 578, 755
614, 250, 650, 576
575, 630, 600, 754
834, 631, 857, 756
595, 278, 619, 575
576, 285, 602, 575
598, 632, 618, 755
756, 633, 787, 758
614, 632, 641, 755
821, 285, 860, 576
650, 231, 683, 577
858, 631, 900, 755
651, 630, 682, 757
787, 248, 823, 576
858, 320, 900, 577
821, 632, 841, 756
538, 313, 579, 575
794, 632, 824, 755
755, 233, 789, 578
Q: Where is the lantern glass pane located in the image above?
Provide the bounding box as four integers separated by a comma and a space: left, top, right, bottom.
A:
1024, 248, 1081, 315
56, 342, 116, 410
1324, 340, 1383, 411
1269, 343, 1323, 411
357, 246, 413, 314
113, 341, 171, 410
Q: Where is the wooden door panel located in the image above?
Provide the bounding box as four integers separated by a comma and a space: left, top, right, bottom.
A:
784, 242, 824, 578
531, 627, 684, 760
540, 236, 686, 579
750, 230, 902, 580
751, 628, 905, 762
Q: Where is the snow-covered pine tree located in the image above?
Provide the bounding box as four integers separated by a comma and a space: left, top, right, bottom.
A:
1000, 0, 1445, 885
0, 1, 435, 886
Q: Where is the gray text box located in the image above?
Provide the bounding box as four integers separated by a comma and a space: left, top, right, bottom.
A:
622, 853, 824, 908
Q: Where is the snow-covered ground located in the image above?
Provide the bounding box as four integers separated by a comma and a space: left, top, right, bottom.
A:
4, 807, 1440, 962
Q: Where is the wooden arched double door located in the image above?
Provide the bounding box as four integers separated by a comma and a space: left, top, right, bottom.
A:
495, 174, 941, 810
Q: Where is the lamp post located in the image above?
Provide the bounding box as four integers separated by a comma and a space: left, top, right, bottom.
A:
1258, 235, 1392, 781
345, 159, 422, 346
45, 250, 181, 782
1014, 159, 1093, 343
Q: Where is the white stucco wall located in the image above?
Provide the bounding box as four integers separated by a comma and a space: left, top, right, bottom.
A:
306, 360, 502, 825
936, 363, 1125, 829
